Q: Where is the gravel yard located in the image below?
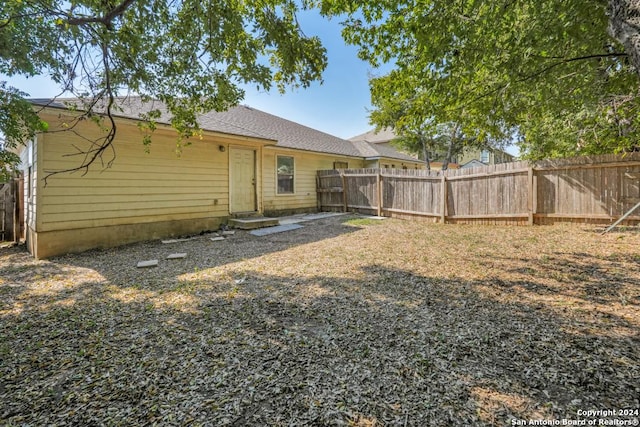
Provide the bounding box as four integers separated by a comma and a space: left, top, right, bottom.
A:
1, 215, 639, 426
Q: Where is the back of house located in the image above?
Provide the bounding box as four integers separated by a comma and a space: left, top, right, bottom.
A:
17, 97, 422, 258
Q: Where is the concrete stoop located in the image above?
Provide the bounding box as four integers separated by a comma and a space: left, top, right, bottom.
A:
228, 217, 280, 230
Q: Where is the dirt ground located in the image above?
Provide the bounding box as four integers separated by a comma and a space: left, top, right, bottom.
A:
1, 215, 639, 426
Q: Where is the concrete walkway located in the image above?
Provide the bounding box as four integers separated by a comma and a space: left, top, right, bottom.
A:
277, 212, 346, 225
249, 212, 347, 236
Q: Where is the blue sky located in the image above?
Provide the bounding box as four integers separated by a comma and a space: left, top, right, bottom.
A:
241, 11, 385, 140
4, 11, 382, 141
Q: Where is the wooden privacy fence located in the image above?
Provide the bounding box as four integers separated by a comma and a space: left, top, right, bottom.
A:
317, 153, 640, 225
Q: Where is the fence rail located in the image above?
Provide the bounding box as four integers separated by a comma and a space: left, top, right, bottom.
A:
317, 153, 640, 225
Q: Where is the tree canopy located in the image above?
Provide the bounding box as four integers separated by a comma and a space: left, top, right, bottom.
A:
0, 0, 327, 179
4, 0, 640, 178
319, 0, 640, 160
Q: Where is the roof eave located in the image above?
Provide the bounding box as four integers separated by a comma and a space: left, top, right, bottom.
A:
265, 144, 363, 158
35, 104, 278, 145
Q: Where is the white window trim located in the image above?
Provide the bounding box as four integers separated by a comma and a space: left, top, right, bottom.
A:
27, 138, 34, 166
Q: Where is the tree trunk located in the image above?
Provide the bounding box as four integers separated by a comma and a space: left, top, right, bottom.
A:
442, 143, 451, 170
609, 0, 640, 78
442, 124, 459, 171
421, 137, 431, 170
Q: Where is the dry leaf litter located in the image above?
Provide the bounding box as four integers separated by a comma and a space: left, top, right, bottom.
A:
1, 215, 639, 426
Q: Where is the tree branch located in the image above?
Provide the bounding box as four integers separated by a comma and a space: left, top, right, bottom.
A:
460, 52, 629, 110
0, 12, 43, 29
43, 39, 116, 184
65, 0, 136, 29
0, 16, 13, 29
517, 52, 628, 82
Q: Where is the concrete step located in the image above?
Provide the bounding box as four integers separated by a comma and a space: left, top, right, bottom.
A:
228, 217, 280, 230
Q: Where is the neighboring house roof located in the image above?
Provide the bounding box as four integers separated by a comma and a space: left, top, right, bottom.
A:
349, 127, 396, 144
350, 140, 380, 158
30, 97, 418, 162
460, 159, 487, 169
351, 140, 420, 163
350, 127, 422, 162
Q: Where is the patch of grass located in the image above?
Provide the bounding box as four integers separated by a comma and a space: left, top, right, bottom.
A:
343, 217, 383, 227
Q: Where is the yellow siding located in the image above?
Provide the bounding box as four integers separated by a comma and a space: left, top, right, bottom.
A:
366, 159, 424, 169
378, 158, 425, 170
458, 149, 485, 165
263, 148, 364, 213
364, 159, 379, 168
37, 115, 239, 233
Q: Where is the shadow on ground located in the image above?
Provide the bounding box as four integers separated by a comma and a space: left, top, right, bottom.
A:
1, 219, 639, 426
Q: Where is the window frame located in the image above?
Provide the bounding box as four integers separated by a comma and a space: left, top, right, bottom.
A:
276, 155, 295, 195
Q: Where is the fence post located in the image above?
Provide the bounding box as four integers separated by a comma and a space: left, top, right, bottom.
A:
527, 167, 534, 226
440, 174, 447, 224
377, 170, 383, 217
341, 172, 348, 213
316, 174, 321, 212
532, 168, 538, 226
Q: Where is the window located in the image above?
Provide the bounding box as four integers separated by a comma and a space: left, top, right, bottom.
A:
27, 166, 32, 198
333, 161, 348, 169
277, 156, 294, 194
480, 150, 490, 163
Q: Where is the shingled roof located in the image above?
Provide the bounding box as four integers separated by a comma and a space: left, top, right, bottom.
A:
30, 97, 418, 162
365, 141, 422, 162
203, 104, 364, 157
349, 127, 397, 144
30, 97, 270, 141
